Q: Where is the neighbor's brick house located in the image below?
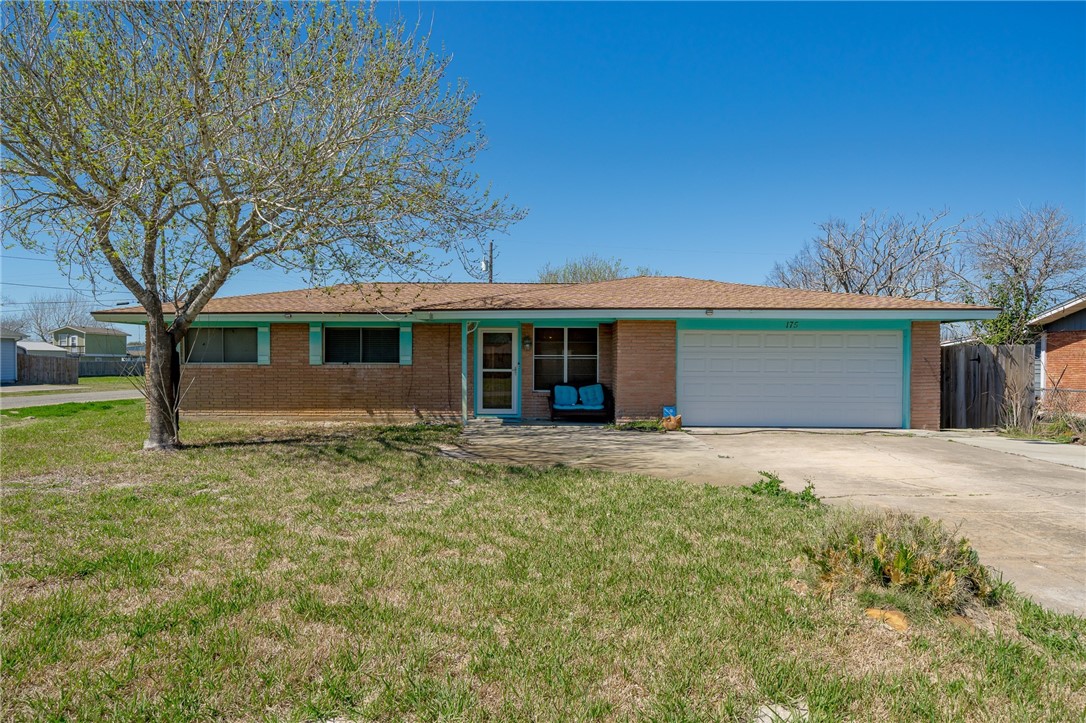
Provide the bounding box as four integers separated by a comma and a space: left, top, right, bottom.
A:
94, 277, 997, 430
1032, 294, 1086, 414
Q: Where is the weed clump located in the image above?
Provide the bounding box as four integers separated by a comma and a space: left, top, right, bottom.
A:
808, 509, 1004, 611
749, 471, 820, 508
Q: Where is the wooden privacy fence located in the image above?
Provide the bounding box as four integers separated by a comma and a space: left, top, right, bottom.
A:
17, 355, 78, 385
78, 359, 144, 377
941, 344, 1034, 429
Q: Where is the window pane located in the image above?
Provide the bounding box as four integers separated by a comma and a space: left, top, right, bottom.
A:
223, 328, 258, 363
482, 371, 513, 409
567, 328, 597, 356
325, 328, 361, 363
567, 357, 598, 387
184, 328, 223, 363
362, 328, 399, 363
534, 357, 564, 391
482, 331, 513, 369
534, 328, 564, 356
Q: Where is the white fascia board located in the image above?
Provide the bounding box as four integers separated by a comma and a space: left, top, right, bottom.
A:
1028, 295, 1086, 326
423, 308, 1000, 322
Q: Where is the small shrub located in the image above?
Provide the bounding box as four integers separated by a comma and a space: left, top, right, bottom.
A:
748, 471, 820, 508
807, 509, 1004, 611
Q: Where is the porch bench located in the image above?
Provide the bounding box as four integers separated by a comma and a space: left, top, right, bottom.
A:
548, 383, 614, 423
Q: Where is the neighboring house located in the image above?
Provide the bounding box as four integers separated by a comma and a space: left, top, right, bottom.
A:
1030, 294, 1086, 413
126, 342, 146, 359
51, 325, 129, 359
1, 327, 24, 384
93, 277, 997, 429
17, 340, 69, 358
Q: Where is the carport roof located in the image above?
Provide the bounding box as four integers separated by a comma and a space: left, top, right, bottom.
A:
95, 276, 997, 318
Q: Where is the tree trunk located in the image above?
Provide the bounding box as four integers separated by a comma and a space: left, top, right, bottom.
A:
145, 318, 182, 450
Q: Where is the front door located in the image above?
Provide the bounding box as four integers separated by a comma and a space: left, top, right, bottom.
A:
477, 329, 517, 415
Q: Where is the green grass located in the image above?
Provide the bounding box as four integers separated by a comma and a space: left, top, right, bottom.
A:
2, 403, 1084, 721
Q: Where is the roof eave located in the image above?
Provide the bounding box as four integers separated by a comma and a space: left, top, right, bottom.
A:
1028, 296, 1086, 327
94, 308, 1001, 324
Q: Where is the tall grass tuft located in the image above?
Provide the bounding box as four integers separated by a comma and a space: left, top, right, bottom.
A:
807, 509, 1005, 611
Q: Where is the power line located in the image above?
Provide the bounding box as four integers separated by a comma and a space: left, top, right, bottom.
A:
0, 281, 122, 293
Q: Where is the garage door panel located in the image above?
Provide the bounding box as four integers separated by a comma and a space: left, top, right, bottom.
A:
678, 329, 903, 428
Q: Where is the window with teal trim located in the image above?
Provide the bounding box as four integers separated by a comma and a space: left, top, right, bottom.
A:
324, 328, 399, 364
534, 327, 597, 391
183, 328, 257, 364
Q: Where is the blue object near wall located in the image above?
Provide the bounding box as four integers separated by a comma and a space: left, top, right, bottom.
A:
662, 406, 677, 418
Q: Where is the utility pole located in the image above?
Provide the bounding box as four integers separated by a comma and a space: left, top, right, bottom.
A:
487, 241, 494, 283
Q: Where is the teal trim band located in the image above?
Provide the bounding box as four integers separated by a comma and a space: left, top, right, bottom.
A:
677, 319, 910, 331
320, 321, 406, 328
902, 324, 912, 429
185, 321, 268, 328
308, 323, 322, 365
256, 325, 270, 365
399, 324, 412, 366
474, 319, 607, 328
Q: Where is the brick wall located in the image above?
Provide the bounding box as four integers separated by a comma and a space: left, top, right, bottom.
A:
180, 323, 471, 422
910, 321, 941, 430
1044, 330, 1086, 413
612, 320, 676, 421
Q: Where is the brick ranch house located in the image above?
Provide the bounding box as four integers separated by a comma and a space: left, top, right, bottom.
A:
1031, 293, 1086, 413
94, 277, 998, 430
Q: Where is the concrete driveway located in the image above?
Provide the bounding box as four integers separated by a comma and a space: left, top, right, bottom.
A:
692, 430, 1085, 616
458, 421, 1085, 615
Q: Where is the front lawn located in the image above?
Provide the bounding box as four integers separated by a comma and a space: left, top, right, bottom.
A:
2, 402, 1083, 721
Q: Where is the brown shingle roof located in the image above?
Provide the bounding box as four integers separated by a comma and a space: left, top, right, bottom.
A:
96, 277, 995, 316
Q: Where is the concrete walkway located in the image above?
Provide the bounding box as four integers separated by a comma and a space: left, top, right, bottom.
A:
944, 434, 1086, 470
456, 421, 758, 486
0, 389, 144, 409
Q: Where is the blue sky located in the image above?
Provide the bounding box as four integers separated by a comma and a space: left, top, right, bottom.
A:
2, 1, 1084, 330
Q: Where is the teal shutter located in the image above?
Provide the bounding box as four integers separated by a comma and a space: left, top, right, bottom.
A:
399, 324, 412, 365
256, 325, 271, 365
309, 323, 323, 365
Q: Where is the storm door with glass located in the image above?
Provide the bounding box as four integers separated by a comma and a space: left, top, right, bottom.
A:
476, 329, 518, 415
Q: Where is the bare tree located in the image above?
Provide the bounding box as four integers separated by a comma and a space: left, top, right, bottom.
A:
2, 2, 523, 449
4, 292, 95, 341
0, 296, 30, 336
767, 210, 963, 299
958, 205, 1086, 344
538, 254, 660, 283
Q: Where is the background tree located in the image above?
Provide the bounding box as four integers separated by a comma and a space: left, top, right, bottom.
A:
959, 205, 1085, 344
2, 1, 523, 449
2, 291, 96, 341
767, 210, 963, 299
0, 297, 29, 336
538, 253, 659, 283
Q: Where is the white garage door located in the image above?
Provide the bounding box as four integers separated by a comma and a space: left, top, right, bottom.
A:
677, 330, 903, 427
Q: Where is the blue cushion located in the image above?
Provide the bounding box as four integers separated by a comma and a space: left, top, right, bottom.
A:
553, 403, 604, 411
579, 384, 604, 407
554, 385, 578, 406
553, 403, 582, 410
